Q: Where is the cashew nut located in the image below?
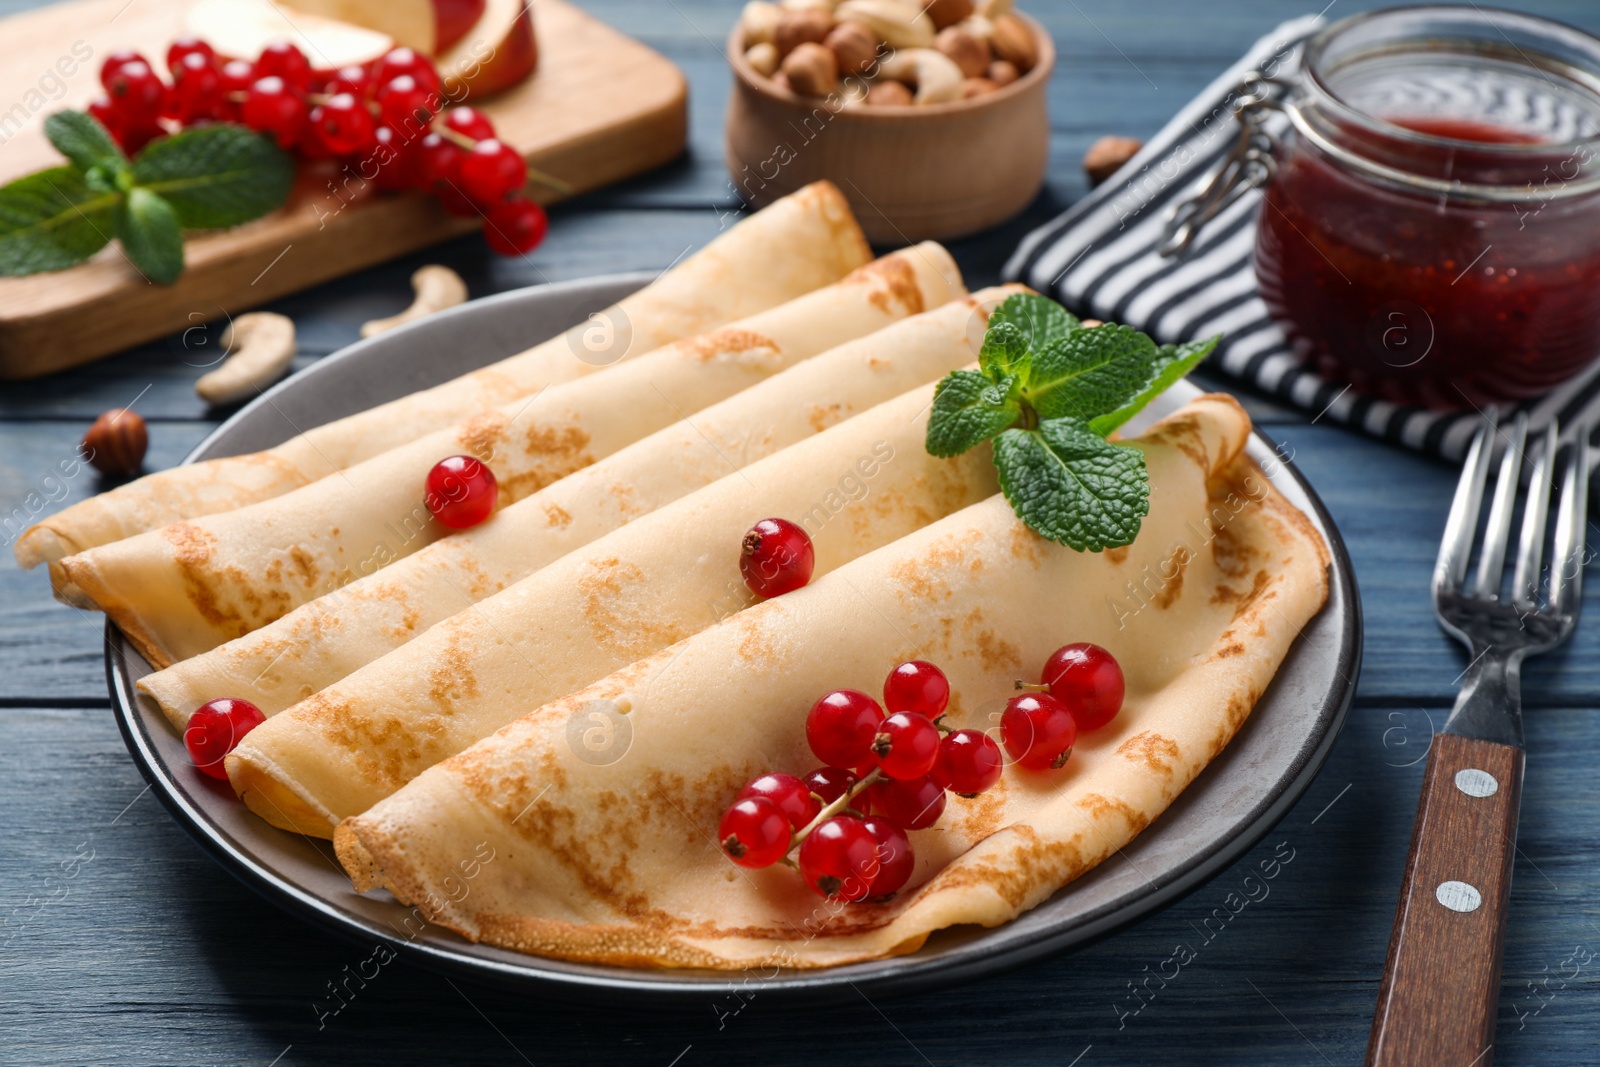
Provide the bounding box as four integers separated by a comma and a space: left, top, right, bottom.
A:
834, 0, 935, 48
360, 265, 468, 338
195, 312, 296, 405
878, 48, 964, 104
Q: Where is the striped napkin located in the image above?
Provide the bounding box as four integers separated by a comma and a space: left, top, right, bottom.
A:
1003, 15, 1600, 463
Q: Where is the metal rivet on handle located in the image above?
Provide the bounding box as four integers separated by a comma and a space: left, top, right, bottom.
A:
1454, 768, 1499, 798
1436, 881, 1483, 913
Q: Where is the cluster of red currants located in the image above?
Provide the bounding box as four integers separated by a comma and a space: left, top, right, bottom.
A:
89, 37, 548, 255
719, 644, 1126, 902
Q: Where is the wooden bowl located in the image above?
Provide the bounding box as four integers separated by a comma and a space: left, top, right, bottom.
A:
724, 16, 1053, 243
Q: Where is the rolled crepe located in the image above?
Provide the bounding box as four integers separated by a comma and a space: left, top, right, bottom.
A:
140, 286, 1025, 726
226, 379, 1006, 836
61, 245, 963, 669
14, 181, 869, 572
333, 396, 1330, 969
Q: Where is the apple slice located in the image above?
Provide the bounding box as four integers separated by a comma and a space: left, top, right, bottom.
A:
276, 0, 486, 54
438, 0, 537, 98
186, 0, 395, 70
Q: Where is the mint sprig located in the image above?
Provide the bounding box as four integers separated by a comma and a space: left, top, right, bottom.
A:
0, 111, 293, 283
925, 293, 1218, 552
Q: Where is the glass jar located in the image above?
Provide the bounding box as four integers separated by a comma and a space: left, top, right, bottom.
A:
1205, 7, 1600, 407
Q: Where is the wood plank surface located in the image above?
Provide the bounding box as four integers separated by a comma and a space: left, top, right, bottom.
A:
5, 1, 1600, 1064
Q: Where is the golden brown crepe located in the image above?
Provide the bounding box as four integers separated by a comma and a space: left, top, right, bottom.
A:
14, 182, 869, 574
334, 395, 1330, 969
140, 287, 1024, 726
60, 245, 963, 669
225, 378, 1009, 837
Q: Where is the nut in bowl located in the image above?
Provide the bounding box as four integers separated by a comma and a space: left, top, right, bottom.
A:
726, 0, 1054, 242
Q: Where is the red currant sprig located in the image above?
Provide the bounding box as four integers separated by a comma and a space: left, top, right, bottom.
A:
90, 37, 562, 259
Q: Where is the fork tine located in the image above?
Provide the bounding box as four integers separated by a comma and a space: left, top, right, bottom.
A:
1474, 412, 1528, 598
1434, 410, 1498, 598
1549, 425, 1591, 615
1513, 421, 1559, 610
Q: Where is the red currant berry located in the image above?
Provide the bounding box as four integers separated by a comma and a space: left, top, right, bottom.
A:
184, 697, 265, 780
1001, 692, 1078, 770
241, 76, 307, 149
170, 51, 223, 123
870, 711, 940, 780
883, 660, 949, 717
933, 729, 1003, 795
458, 137, 526, 203
104, 59, 165, 124
86, 97, 122, 137
443, 105, 495, 141
797, 815, 877, 900
739, 772, 820, 832
376, 73, 436, 134
368, 125, 415, 191
165, 36, 215, 75
1043, 642, 1125, 732
801, 766, 860, 809
413, 131, 461, 191
862, 816, 914, 896
255, 41, 313, 90
483, 196, 548, 255
374, 47, 440, 93
425, 455, 498, 528
220, 58, 257, 93
100, 49, 146, 92
739, 517, 814, 598
868, 775, 945, 830
718, 796, 790, 868
326, 63, 372, 98
309, 92, 376, 155
806, 690, 884, 769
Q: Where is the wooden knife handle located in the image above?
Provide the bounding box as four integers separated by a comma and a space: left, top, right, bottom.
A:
1366, 733, 1524, 1067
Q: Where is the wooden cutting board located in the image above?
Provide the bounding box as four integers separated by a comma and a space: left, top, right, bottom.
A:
0, 0, 687, 380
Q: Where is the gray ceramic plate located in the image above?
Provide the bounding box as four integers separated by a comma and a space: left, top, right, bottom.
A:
107, 273, 1361, 1004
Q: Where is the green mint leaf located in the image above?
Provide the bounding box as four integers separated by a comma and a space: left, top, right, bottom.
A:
0, 166, 118, 276
978, 320, 1031, 383
925, 369, 1021, 458
1025, 323, 1160, 422
1089, 336, 1219, 436
44, 111, 126, 176
116, 188, 184, 284
992, 418, 1150, 551
131, 125, 293, 229
988, 292, 1077, 357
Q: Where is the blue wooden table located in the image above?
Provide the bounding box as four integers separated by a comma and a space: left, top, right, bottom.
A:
5, 2, 1600, 1063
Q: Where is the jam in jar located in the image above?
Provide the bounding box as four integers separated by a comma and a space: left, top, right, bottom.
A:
1251, 7, 1600, 407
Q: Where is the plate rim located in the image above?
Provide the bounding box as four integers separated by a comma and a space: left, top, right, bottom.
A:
105, 273, 1361, 1004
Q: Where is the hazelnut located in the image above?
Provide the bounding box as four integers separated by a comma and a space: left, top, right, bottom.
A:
774, 8, 835, 58
782, 41, 840, 96
924, 0, 973, 30
961, 76, 998, 98
865, 79, 914, 106
83, 408, 148, 477
987, 59, 1018, 86
769, 70, 793, 93
746, 42, 780, 77
989, 14, 1037, 73
936, 26, 990, 78
826, 20, 880, 78
1083, 135, 1144, 186
739, 1, 783, 47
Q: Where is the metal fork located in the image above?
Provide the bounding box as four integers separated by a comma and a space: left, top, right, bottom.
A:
1367, 412, 1588, 1067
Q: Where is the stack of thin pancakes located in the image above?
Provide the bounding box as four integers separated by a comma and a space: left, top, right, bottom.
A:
18, 182, 1330, 969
